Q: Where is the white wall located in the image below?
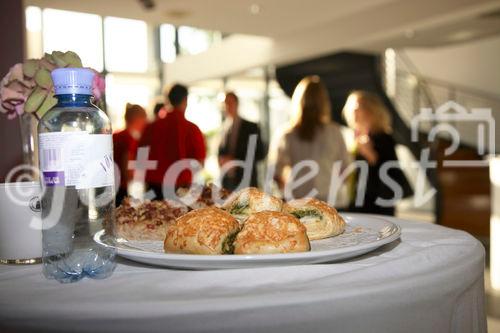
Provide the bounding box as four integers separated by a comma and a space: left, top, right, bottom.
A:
403, 35, 500, 97
164, 34, 274, 84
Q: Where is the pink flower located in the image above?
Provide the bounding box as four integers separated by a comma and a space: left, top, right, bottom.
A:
90, 69, 106, 102
0, 64, 35, 119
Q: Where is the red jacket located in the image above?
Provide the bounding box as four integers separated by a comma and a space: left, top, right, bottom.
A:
113, 129, 139, 190
139, 108, 206, 187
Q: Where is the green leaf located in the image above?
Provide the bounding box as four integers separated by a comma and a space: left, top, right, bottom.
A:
36, 93, 57, 118
34, 68, 53, 89
51, 51, 67, 67
24, 87, 48, 114
23, 59, 39, 78
62, 51, 83, 67
43, 52, 56, 65
39, 58, 56, 71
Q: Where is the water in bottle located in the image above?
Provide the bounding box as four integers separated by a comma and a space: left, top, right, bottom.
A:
38, 68, 116, 283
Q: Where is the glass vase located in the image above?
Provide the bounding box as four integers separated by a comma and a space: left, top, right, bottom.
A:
18, 112, 38, 173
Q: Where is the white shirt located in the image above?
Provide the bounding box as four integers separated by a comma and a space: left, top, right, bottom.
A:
270, 122, 350, 203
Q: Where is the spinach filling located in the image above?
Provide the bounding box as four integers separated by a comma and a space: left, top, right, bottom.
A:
290, 209, 322, 220
222, 230, 239, 254
230, 201, 249, 215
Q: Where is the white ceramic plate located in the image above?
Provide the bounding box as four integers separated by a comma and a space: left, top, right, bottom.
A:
94, 214, 401, 270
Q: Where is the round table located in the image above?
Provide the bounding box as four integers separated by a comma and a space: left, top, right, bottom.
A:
0, 215, 486, 333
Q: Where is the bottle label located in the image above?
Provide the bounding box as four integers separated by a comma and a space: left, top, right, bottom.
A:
39, 132, 114, 189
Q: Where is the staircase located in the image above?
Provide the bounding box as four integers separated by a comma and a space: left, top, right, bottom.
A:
386, 49, 498, 240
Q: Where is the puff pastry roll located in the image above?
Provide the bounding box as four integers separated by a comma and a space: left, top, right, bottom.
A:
233, 211, 310, 254
223, 187, 282, 221
283, 198, 345, 240
164, 207, 240, 255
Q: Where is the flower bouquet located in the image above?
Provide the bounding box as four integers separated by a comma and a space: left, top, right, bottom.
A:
0, 51, 106, 169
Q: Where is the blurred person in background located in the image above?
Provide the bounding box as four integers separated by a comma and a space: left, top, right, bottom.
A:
113, 103, 147, 206
271, 76, 350, 203
153, 102, 166, 119
139, 84, 206, 199
342, 90, 412, 216
218, 92, 266, 191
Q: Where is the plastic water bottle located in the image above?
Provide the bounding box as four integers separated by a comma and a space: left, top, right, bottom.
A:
37, 68, 116, 283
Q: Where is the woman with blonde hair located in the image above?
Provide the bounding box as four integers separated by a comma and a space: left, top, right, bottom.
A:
271, 76, 349, 204
343, 90, 411, 215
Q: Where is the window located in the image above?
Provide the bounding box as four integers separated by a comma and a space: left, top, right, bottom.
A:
25, 6, 42, 33
27, 7, 159, 130
183, 80, 224, 183
269, 80, 292, 144
185, 82, 224, 133
42, 9, 103, 71
104, 17, 148, 73
25, 6, 43, 59
26, 7, 232, 137
105, 74, 160, 129
160, 24, 176, 63
177, 26, 221, 55
226, 76, 266, 123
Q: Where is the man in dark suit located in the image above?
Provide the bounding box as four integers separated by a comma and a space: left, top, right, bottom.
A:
218, 92, 266, 191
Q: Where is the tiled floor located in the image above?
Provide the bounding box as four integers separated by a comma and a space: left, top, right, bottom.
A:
489, 314, 500, 332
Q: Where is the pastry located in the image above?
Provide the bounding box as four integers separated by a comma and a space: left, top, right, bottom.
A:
114, 198, 188, 241
283, 198, 345, 240
164, 207, 240, 255
223, 187, 282, 221
233, 211, 310, 254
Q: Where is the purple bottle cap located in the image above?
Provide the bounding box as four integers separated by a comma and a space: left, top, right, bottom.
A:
51, 68, 95, 95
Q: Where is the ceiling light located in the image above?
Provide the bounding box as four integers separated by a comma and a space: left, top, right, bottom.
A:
250, 4, 261, 15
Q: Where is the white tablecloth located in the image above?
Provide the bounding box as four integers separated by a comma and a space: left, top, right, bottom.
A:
0, 216, 486, 333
